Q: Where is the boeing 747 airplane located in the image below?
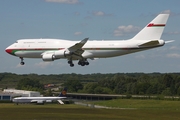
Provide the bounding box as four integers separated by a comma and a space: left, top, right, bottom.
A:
5, 14, 172, 67
12, 88, 67, 105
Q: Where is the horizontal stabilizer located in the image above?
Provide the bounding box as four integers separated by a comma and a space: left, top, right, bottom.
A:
139, 40, 159, 47
165, 40, 175, 43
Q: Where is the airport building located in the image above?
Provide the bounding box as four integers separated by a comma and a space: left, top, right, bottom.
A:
0, 93, 13, 101
3, 89, 40, 97
0, 90, 20, 101
0, 89, 41, 101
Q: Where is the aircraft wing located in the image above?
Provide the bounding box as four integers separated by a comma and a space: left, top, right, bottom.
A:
67, 38, 89, 59
68, 38, 88, 52
42, 37, 92, 66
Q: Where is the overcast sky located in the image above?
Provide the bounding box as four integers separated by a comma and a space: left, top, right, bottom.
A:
0, 0, 180, 74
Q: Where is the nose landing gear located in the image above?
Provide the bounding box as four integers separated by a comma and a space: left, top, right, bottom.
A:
20, 57, 25, 65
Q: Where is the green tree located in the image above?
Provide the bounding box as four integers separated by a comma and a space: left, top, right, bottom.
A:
94, 86, 112, 94
162, 74, 173, 87
83, 83, 98, 93
177, 87, 180, 96
16, 78, 44, 92
63, 79, 83, 92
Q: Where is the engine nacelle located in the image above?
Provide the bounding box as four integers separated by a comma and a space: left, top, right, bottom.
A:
54, 50, 70, 58
46, 100, 52, 103
37, 100, 44, 104
42, 53, 56, 61
42, 50, 70, 61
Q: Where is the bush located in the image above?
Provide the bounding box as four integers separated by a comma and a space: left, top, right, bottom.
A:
126, 94, 132, 99
0, 100, 12, 103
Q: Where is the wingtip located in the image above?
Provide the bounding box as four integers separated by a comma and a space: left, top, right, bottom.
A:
84, 37, 89, 40
82, 38, 89, 43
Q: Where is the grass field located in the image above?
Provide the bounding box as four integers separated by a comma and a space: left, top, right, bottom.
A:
0, 99, 180, 120
93, 99, 180, 109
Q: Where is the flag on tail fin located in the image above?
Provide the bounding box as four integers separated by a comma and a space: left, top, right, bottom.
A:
132, 14, 169, 40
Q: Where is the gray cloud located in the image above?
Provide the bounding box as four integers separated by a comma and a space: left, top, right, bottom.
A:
45, 0, 79, 4
92, 11, 113, 16
114, 25, 141, 36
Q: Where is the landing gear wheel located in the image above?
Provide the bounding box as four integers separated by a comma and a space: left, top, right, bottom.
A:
68, 61, 72, 64
19, 57, 25, 65
85, 61, 89, 65
81, 62, 85, 66
20, 62, 25, 65
68, 60, 74, 67
70, 63, 74, 67
78, 60, 89, 66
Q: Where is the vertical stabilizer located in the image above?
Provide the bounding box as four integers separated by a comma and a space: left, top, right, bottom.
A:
132, 14, 169, 40
59, 87, 67, 97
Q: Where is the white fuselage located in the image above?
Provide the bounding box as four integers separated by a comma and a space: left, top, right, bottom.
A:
12, 96, 66, 103
5, 39, 164, 59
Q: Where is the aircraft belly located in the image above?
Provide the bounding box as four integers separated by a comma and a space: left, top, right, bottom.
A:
15, 51, 43, 58
90, 50, 130, 58
89, 48, 150, 58
15, 99, 31, 103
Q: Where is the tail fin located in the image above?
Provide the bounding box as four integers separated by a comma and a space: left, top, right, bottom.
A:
132, 14, 169, 40
59, 87, 67, 97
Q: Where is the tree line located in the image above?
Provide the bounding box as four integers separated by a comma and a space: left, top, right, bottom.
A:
0, 72, 180, 96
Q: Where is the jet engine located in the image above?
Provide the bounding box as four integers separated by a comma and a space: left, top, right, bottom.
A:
42, 50, 71, 61
46, 100, 52, 103
42, 53, 56, 61
54, 50, 71, 58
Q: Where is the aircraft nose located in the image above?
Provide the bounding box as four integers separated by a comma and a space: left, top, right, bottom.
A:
5, 47, 16, 56
12, 98, 17, 102
5, 48, 12, 54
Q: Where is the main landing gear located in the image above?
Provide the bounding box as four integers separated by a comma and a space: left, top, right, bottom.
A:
67, 60, 89, 67
68, 60, 74, 67
78, 60, 89, 66
20, 57, 25, 65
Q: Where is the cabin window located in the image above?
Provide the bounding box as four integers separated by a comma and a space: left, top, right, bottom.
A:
38, 42, 46, 43
24, 42, 35, 44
